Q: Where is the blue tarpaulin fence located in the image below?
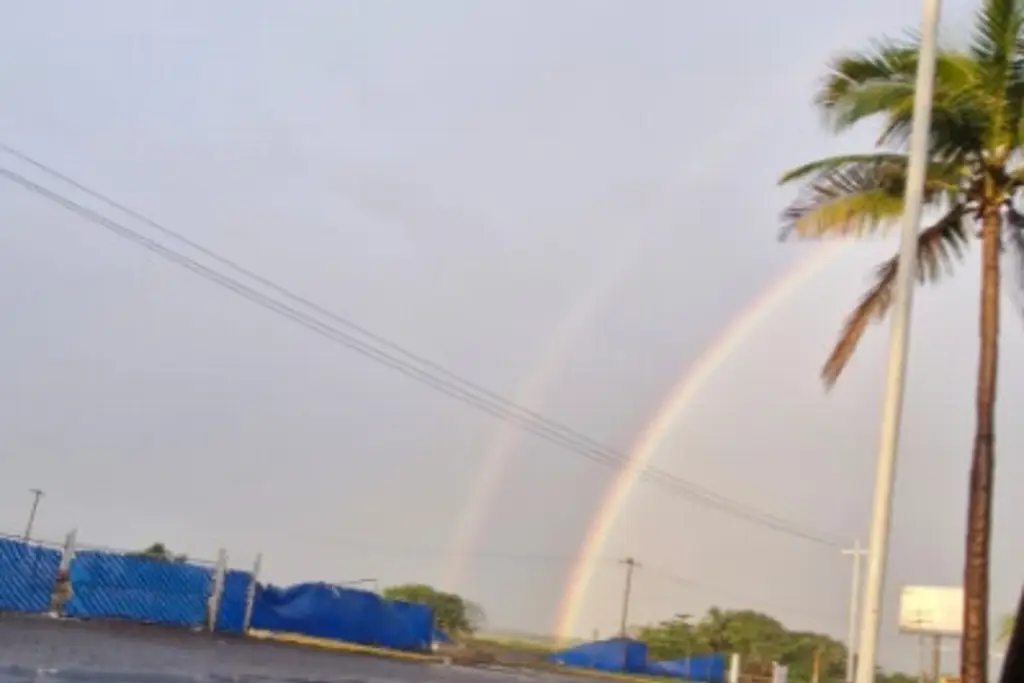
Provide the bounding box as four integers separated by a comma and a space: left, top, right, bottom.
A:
250, 582, 433, 651
551, 638, 730, 681
215, 568, 252, 633
646, 654, 728, 682
64, 550, 213, 627
0, 538, 60, 613
0, 538, 434, 652
550, 638, 649, 674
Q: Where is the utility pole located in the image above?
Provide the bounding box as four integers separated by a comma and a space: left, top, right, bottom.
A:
910, 612, 928, 683
619, 557, 639, 637
24, 488, 43, 540
854, 0, 942, 680
931, 635, 942, 683
842, 540, 868, 682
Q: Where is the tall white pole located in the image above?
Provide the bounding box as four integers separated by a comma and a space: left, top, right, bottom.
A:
853, 0, 942, 682
843, 540, 867, 682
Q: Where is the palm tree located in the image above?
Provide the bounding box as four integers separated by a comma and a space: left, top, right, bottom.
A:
778, 2, 1024, 681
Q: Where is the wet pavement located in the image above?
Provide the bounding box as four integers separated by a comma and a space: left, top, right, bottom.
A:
0, 616, 571, 683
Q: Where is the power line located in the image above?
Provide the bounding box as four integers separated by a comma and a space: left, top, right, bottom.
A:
0, 156, 840, 548
0, 162, 837, 546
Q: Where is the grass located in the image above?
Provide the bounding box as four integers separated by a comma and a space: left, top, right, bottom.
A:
246, 629, 442, 663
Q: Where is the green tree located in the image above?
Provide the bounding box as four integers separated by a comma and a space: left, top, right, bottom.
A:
875, 671, 918, 683
131, 542, 187, 563
777, 2, 1024, 680
637, 614, 698, 660
382, 583, 483, 635
780, 631, 846, 683
635, 606, 854, 682
699, 610, 788, 675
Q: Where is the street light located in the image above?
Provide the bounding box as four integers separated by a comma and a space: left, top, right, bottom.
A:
24, 488, 43, 541
339, 578, 379, 593
853, 1, 943, 682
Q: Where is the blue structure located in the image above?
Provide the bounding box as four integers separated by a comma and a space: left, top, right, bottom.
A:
647, 654, 728, 682
0, 538, 434, 653
64, 550, 213, 627
251, 582, 433, 651
550, 637, 649, 674
0, 538, 60, 613
214, 568, 253, 633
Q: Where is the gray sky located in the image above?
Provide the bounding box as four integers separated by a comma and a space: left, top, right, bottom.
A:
0, 0, 1020, 675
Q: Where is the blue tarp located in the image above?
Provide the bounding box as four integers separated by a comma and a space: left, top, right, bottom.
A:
550, 638, 649, 674
0, 539, 60, 613
0, 539, 434, 651
647, 654, 728, 682
250, 582, 432, 652
384, 597, 435, 650
65, 550, 212, 627
215, 569, 252, 633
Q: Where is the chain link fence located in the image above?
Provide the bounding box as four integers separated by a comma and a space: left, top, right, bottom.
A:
0, 530, 433, 653
0, 531, 250, 633
0, 533, 61, 613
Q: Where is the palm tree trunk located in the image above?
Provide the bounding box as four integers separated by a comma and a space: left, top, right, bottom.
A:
961, 206, 1000, 683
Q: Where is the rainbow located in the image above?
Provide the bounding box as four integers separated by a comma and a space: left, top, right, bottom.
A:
440, 234, 648, 591
552, 242, 847, 639
438, 18, 862, 596
439, 282, 612, 590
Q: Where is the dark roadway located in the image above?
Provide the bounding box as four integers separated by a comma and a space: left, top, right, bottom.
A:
0, 616, 575, 683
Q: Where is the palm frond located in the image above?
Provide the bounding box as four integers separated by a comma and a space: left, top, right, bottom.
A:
818, 44, 981, 123
822, 206, 970, 386
815, 38, 919, 117
779, 154, 909, 185
971, 0, 1024, 82
972, 0, 1024, 148
779, 157, 962, 239
875, 85, 992, 160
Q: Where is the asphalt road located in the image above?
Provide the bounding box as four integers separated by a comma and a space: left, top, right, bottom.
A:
0, 616, 575, 683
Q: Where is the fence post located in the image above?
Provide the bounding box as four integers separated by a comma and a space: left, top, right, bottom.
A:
51, 529, 77, 616
242, 552, 262, 634
59, 529, 77, 572
206, 548, 228, 632
728, 653, 740, 683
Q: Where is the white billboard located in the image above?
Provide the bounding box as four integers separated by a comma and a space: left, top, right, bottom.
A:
899, 585, 964, 635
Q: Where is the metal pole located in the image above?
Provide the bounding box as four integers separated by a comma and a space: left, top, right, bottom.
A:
919, 636, 927, 683
932, 635, 942, 683
24, 488, 43, 540
619, 557, 638, 637
242, 552, 262, 634
843, 540, 867, 682
339, 578, 378, 592
207, 548, 228, 632
853, 0, 942, 681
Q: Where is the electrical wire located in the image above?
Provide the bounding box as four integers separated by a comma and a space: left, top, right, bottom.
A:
0, 157, 841, 548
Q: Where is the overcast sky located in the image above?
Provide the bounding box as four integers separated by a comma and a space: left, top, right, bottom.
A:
0, 0, 1021, 675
